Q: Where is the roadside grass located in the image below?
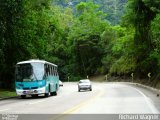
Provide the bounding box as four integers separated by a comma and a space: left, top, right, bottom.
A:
0, 89, 16, 98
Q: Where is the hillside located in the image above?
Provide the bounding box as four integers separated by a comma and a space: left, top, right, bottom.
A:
53, 0, 128, 25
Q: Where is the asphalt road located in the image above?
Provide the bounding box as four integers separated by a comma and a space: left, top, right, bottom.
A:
0, 82, 160, 120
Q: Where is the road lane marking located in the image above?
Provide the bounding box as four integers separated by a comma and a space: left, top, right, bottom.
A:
0, 108, 10, 112
130, 86, 159, 114
63, 90, 104, 114
49, 90, 104, 120
26, 95, 62, 105
27, 100, 46, 105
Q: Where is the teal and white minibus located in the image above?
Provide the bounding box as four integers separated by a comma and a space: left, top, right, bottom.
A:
15, 59, 59, 98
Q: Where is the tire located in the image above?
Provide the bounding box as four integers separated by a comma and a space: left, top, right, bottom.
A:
53, 91, 57, 96
21, 95, 26, 99
78, 88, 80, 92
45, 93, 49, 97
51, 84, 57, 96
50, 92, 54, 96
53, 84, 57, 96
90, 87, 92, 91
50, 91, 57, 96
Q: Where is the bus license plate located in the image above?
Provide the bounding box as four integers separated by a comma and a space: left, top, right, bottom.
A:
27, 90, 33, 94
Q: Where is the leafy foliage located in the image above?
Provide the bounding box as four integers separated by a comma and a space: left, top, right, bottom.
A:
68, 2, 107, 77
122, 0, 160, 78
1, 0, 160, 89
53, 0, 127, 25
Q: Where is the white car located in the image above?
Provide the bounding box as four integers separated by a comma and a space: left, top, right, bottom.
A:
78, 79, 92, 92
59, 80, 63, 87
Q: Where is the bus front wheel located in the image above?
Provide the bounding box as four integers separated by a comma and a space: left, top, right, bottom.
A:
50, 92, 53, 96
53, 91, 57, 96
51, 84, 57, 96
45, 93, 49, 97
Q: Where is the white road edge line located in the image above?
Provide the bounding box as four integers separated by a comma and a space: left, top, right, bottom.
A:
0, 108, 10, 112
131, 86, 159, 114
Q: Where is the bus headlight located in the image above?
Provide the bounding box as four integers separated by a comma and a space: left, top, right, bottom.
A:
16, 89, 23, 95
37, 86, 45, 93
34, 90, 38, 93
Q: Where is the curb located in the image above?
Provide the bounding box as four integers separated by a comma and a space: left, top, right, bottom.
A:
129, 82, 160, 93
0, 96, 17, 101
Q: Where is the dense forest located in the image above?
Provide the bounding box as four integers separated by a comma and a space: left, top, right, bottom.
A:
0, 0, 160, 89
53, 0, 127, 25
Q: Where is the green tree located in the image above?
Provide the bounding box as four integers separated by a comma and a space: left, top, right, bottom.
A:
68, 2, 107, 77
0, 0, 55, 88
101, 24, 136, 76
122, 0, 160, 78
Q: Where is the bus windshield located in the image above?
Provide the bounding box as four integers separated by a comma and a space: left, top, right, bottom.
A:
15, 62, 44, 82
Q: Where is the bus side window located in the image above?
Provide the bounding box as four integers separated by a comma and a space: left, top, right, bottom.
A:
55, 67, 57, 76
52, 66, 54, 76
48, 65, 51, 76
51, 66, 53, 76
47, 65, 49, 76
44, 64, 46, 77
50, 65, 52, 76
50, 66, 52, 76
57, 71, 59, 76
53, 67, 55, 76
45, 64, 49, 76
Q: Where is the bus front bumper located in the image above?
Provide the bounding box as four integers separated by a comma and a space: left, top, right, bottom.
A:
16, 87, 46, 95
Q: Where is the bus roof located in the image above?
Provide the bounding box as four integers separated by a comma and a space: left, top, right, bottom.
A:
17, 59, 57, 67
